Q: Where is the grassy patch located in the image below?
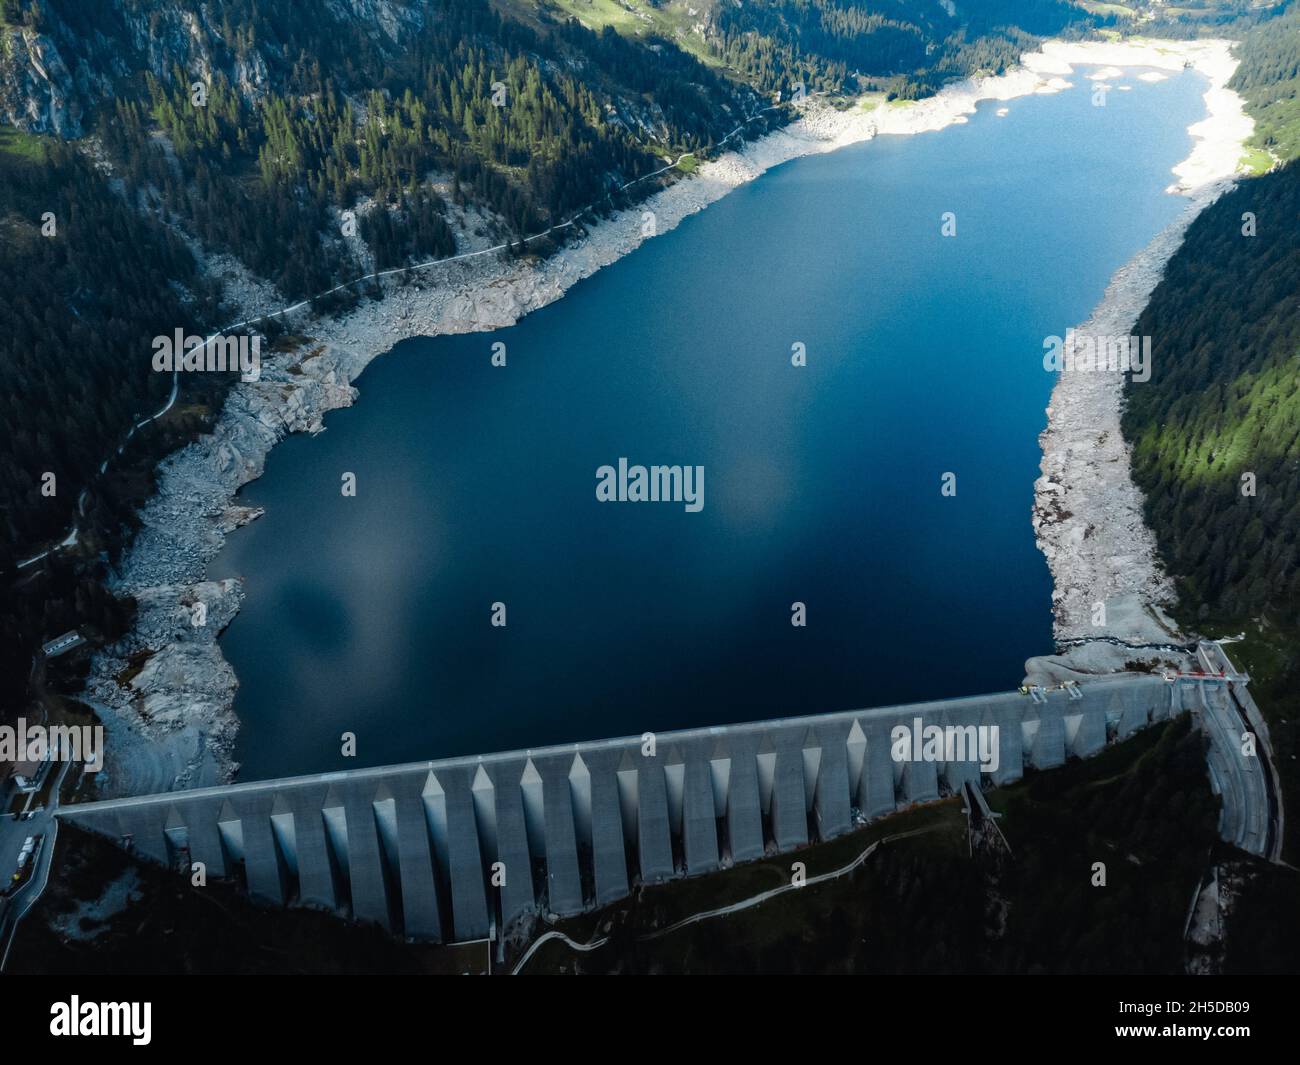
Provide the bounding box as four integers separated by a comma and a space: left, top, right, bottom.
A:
985, 725, 1167, 820
627, 799, 964, 928
157, 401, 211, 426
541, 0, 723, 70
1240, 146, 1277, 175
1078, 2, 1137, 16
0, 124, 48, 162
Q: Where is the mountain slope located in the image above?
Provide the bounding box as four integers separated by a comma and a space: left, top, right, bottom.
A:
1122, 16, 1300, 865
1229, 4, 1300, 162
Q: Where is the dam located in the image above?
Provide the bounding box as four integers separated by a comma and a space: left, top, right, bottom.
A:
58, 662, 1273, 944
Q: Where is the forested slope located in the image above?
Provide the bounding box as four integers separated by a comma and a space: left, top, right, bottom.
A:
7, 0, 776, 300
1229, 4, 1300, 161
1124, 12, 1300, 631
0, 131, 227, 711
1123, 17, 1300, 864
1125, 164, 1300, 625
0, 136, 220, 556
663, 0, 1083, 97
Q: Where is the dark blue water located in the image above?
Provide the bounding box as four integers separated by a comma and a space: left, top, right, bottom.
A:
213, 70, 1205, 780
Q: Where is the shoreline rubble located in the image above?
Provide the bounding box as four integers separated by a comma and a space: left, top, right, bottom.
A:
1026, 37, 1251, 685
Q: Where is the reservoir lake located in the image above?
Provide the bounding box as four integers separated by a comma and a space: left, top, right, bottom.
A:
211, 69, 1206, 780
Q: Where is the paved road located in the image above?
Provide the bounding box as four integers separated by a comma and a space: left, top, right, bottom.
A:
0, 759, 74, 970
1198, 680, 1276, 858
510, 929, 611, 975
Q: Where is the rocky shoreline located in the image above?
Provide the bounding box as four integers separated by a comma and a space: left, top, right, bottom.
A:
85, 38, 1250, 795
1027, 38, 1252, 686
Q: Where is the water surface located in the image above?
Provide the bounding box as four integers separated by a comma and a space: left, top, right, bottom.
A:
212, 70, 1206, 779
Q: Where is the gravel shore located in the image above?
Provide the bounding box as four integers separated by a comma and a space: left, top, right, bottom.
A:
1030, 39, 1251, 651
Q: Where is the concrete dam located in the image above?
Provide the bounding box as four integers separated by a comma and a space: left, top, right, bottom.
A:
58, 665, 1270, 944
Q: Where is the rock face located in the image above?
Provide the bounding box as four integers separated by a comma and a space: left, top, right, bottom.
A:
0, 26, 92, 135
0, 0, 385, 137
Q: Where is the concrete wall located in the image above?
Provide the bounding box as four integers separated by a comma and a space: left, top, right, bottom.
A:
60, 674, 1184, 943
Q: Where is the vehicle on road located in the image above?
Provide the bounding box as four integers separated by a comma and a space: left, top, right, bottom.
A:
6, 835, 42, 895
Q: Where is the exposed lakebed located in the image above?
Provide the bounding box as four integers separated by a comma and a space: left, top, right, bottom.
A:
211, 69, 1206, 780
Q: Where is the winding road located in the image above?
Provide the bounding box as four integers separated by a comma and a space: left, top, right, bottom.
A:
511, 824, 938, 974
